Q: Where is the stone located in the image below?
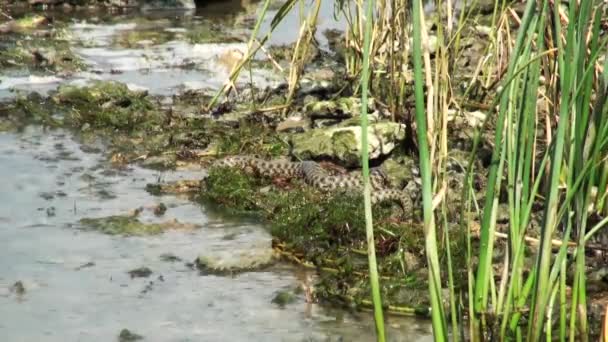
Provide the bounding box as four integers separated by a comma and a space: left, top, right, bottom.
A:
118, 329, 143, 342
403, 251, 423, 272
381, 157, 419, 189
196, 238, 275, 274
290, 122, 406, 167
304, 67, 335, 82
140, 0, 195, 10
108, 0, 140, 7
276, 115, 310, 133
304, 97, 377, 120
140, 154, 176, 170
409, 35, 438, 54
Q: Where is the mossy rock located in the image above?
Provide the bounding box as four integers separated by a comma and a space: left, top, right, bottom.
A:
201, 167, 262, 212
112, 30, 175, 48
382, 157, 419, 189
78, 215, 199, 236
54, 81, 163, 131
118, 329, 143, 342
2, 92, 62, 129
196, 239, 275, 275
271, 289, 298, 308
303, 97, 377, 119
290, 122, 406, 167
0, 23, 84, 72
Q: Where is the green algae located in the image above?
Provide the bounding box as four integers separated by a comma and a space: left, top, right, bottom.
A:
118, 329, 143, 342
78, 215, 166, 236
186, 25, 242, 44
303, 97, 376, 118
271, 289, 298, 308
54, 81, 163, 131
112, 30, 176, 48
4, 93, 62, 129
214, 120, 289, 157
0, 25, 84, 73
127, 266, 153, 278
201, 167, 263, 212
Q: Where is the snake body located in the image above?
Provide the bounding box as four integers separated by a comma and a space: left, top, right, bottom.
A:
213, 156, 411, 209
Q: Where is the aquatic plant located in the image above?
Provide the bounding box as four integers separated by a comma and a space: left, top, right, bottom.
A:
204, 0, 608, 339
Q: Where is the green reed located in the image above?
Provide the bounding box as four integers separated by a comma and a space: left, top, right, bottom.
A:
359, 0, 386, 339
464, 0, 608, 340
215, 0, 608, 339
411, 0, 448, 339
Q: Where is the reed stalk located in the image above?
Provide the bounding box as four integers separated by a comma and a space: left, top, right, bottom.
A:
359, 0, 386, 339
411, 0, 448, 339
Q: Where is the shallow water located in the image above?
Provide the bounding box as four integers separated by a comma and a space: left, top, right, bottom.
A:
0, 2, 434, 340
0, 127, 432, 341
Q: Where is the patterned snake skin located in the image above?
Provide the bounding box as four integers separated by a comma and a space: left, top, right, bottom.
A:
213, 156, 411, 209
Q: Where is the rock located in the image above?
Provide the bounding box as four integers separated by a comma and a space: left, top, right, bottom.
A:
10, 281, 25, 296
271, 290, 298, 308
118, 329, 143, 342
381, 157, 419, 189
78, 215, 200, 236
0, 15, 50, 34
28, 0, 61, 5
217, 49, 244, 72
403, 251, 424, 272
108, 0, 140, 7
141, 155, 177, 170
290, 122, 406, 167
464, 110, 486, 128
276, 115, 310, 133
141, 0, 196, 10
153, 203, 167, 216
475, 25, 492, 37
447, 109, 486, 128
409, 35, 438, 54
214, 111, 247, 128
304, 97, 378, 120
127, 267, 153, 279
159, 253, 181, 262
304, 67, 335, 82
196, 238, 275, 274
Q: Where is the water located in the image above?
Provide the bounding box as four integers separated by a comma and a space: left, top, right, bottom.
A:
0, 127, 432, 341
0, 2, 433, 340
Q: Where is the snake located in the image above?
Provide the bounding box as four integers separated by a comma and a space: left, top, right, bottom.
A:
212, 156, 412, 209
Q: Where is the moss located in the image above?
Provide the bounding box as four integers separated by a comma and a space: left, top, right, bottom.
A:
303, 97, 373, 117
271, 290, 298, 308
127, 267, 153, 278
0, 27, 84, 72
54, 81, 163, 131
186, 25, 242, 44
290, 122, 406, 167
112, 30, 175, 48
78, 215, 167, 236
200, 162, 431, 307
201, 167, 263, 212
214, 121, 289, 157
0, 92, 63, 131
118, 329, 143, 342
160, 253, 182, 262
